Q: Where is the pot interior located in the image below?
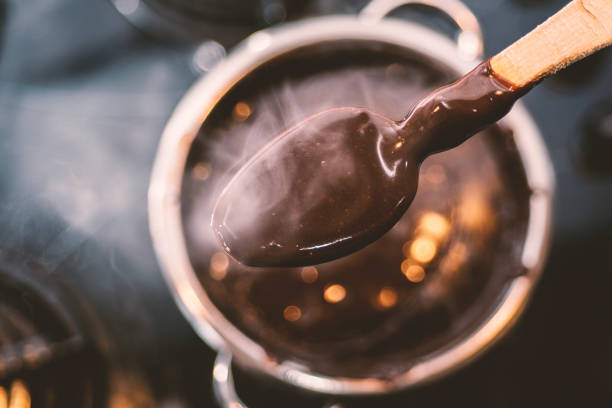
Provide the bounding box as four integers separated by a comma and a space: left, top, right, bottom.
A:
180, 40, 532, 379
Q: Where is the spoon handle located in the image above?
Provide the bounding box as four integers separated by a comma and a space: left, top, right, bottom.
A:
491, 0, 612, 88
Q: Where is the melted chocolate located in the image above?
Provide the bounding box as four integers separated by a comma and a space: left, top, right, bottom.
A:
183, 45, 532, 378
211, 60, 530, 267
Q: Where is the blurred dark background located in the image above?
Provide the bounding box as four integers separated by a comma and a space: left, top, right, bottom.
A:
0, 0, 611, 406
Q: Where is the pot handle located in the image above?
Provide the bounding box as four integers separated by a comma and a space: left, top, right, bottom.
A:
213, 351, 247, 408
213, 351, 343, 408
360, 0, 484, 60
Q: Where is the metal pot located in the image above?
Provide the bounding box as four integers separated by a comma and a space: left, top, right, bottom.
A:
148, 0, 554, 403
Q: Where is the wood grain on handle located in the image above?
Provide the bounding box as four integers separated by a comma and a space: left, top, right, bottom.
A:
491, 0, 612, 88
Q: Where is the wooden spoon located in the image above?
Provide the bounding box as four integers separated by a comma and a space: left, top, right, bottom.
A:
212, 0, 612, 267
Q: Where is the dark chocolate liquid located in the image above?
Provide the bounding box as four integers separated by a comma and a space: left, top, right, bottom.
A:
211, 61, 529, 267
182, 44, 531, 378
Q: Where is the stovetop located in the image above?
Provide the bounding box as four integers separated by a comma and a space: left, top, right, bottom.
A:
0, 0, 611, 406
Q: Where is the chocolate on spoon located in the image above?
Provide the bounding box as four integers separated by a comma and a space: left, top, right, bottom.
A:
212, 0, 612, 267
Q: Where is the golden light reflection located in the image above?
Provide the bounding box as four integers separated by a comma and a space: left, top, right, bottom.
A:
283, 305, 302, 322
418, 212, 450, 239
210, 252, 229, 280
108, 374, 155, 408
8, 381, 30, 408
401, 262, 425, 283
400, 259, 411, 274
401, 241, 411, 257
423, 164, 447, 185
0, 386, 7, 408
440, 242, 468, 274
213, 362, 229, 382
408, 236, 437, 263
233, 101, 252, 121
109, 395, 135, 408
377, 287, 398, 308
176, 281, 203, 318
300, 266, 318, 283
324, 284, 346, 304
457, 187, 492, 231
192, 162, 211, 181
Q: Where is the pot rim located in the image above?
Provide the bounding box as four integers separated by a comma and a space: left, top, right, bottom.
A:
148, 14, 555, 395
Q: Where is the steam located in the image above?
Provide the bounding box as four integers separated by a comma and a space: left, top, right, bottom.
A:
3, 40, 196, 268
184, 61, 438, 260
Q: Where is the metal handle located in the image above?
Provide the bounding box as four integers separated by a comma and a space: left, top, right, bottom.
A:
213, 351, 247, 408
360, 0, 484, 59
212, 351, 344, 408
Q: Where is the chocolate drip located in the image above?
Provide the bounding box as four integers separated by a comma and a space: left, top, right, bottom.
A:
402, 61, 531, 159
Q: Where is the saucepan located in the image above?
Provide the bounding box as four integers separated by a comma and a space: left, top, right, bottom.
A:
148, 0, 554, 405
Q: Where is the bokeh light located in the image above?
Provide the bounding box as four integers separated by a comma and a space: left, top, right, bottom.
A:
283, 305, 302, 322
324, 284, 346, 304
300, 266, 318, 283
402, 262, 425, 283
377, 287, 398, 308
233, 102, 252, 121
418, 212, 450, 239
409, 236, 437, 263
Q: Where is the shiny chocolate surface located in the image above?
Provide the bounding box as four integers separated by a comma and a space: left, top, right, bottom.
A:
211, 61, 528, 266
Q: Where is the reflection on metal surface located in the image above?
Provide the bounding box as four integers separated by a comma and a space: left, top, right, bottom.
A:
359, 0, 484, 59
405, 276, 532, 384
112, 0, 140, 15
212, 352, 247, 408
213, 361, 229, 383
175, 281, 204, 320
456, 31, 481, 59
521, 193, 549, 268
247, 32, 272, 52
